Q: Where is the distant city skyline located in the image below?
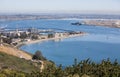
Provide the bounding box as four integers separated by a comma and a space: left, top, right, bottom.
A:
0, 0, 120, 15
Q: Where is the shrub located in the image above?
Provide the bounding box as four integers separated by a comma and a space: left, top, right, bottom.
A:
32, 50, 46, 60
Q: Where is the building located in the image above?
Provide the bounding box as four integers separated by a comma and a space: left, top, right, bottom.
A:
115, 21, 120, 27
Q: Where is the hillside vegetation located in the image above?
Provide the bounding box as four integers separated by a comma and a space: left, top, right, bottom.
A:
0, 52, 40, 73
1, 52, 120, 77
0, 45, 120, 77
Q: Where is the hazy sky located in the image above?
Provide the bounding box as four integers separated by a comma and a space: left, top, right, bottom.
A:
0, 0, 120, 14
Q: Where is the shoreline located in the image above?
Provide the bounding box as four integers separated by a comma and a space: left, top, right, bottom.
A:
83, 20, 120, 28
16, 33, 86, 48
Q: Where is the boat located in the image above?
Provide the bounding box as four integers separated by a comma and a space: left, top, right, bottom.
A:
71, 22, 82, 25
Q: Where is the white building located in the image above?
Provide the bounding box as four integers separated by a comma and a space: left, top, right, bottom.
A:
54, 33, 65, 38
115, 21, 120, 27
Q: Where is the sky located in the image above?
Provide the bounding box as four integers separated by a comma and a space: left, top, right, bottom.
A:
0, 0, 120, 14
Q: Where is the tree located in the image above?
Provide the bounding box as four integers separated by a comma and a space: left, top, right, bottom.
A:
32, 50, 46, 60
48, 34, 54, 38
31, 35, 38, 40
2, 37, 12, 44
0, 34, 2, 46
20, 32, 28, 39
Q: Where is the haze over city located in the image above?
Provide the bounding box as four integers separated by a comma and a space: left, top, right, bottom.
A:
0, 0, 120, 14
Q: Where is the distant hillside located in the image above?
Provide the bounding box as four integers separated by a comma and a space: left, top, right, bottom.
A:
0, 52, 40, 73
0, 44, 32, 60
0, 14, 120, 21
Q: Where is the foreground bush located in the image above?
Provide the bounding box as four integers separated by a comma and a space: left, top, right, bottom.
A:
1, 58, 119, 77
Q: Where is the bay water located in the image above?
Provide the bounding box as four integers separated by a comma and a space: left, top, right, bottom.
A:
1, 19, 120, 66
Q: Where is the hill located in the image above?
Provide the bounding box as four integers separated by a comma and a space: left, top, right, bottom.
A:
0, 52, 40, 73
0, 44, 32, 60
0, 48, 120, 77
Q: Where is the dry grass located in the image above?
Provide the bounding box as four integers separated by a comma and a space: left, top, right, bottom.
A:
0, 44, 32, 60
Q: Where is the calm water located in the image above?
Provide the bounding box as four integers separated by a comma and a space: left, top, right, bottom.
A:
1, 19, 120, 66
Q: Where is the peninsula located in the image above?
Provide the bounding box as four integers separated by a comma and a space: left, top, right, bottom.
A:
0, 27, 85, 48
83, 19, 120, 28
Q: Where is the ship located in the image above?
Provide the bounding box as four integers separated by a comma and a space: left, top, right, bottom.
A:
71, 22, 82, 25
